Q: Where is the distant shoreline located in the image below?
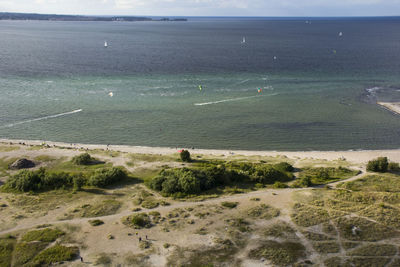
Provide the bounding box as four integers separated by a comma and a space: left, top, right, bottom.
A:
0, 12, 187, 22
1, 138, 400, 164
377, 102, 400, 115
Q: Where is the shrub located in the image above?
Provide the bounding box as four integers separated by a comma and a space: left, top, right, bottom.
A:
72, 153, 93, 165
274, 162, 294, 172
89, 219, 104, 226
180, 150, 192, 162
123, 213, 152, 229
273, 181, 289, 188
388, 162, 400, 172
221, 202, 238, 209
73, 174, 86, 191
367, 157, 388, 172
292, 176, 313, 188
89, 167, 127, 187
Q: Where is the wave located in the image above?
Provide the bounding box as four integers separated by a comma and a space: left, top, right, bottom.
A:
0, 109, 82, 128
194, 94, 277, 106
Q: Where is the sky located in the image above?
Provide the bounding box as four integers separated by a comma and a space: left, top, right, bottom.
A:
0, 0, 400, 17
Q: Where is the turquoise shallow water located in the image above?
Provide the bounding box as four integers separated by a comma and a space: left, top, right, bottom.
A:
1, 19, 400, 150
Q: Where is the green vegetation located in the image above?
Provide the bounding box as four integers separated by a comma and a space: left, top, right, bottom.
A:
298, 166, 358, 185
13, 241, 48, 266
367, 157, 388, 172
263, 222, 296, 239
95, 253, 112, 265
21, 228, 65, 242
2, 166, 128, 192
248, 240, 306, 266
148, 162, 293, 197
89, 167, 127, 188
388, 162, 400, 171
0, 237, 16, 267
291, 203, 331, 227
311, 241, 340, 254
32, 245, 79, 266
79, 200, 121, 218
347, 244, 397, 256
122, 213, 152, 229
221, 201, 238, 209
72, 153, 94, 165
89, 219, 105, 226
247, 204, 280, 219
339, 174, 400, 192
0, 145, 19, 152
180, 150, 192, 162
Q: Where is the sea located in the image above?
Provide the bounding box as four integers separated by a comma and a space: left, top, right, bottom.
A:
1, 17, 400, 151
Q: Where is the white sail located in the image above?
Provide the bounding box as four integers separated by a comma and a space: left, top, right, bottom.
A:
242, 37, 246, 43
104, 41, 108, 48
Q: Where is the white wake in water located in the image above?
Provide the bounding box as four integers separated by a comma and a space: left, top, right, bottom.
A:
194, 94, 276, 106
0, 109, 82, 128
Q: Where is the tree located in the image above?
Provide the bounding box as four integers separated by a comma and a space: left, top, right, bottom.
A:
180, 150, 192, 162
367, 157, 388, 172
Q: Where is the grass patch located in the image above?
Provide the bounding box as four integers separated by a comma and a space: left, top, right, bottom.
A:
225, 218, 251, 233
95, 253, 112, 266
347, 244, 397, 256
0, 145, 19, 152
311, 241, 340, 254
21, 228, 65, 242
302, 231, 334, 241
358, 203, 400, 228
298, 166, 359, 185
0, 237, 16, 267
247, 204, 280, 220
13, 241, 49, 266
346, 257, 390, 267
248, 240, 306, 266
122, 213, 152, 229
291, 203, 331, 227
32, 245, 79, 266
324, 257, 347, 267
263, 222, 297, 239
79, 199, 121, 218
221, 201, 238, 209
340, 174, 400, 192
334, 216, 398, 242
89, 219, 104, 226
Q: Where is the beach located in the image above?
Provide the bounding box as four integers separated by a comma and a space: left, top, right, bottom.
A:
1, 138, 400, 164
377, 102, 400, 115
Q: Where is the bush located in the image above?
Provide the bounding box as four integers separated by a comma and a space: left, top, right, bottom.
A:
367, 157, 388, 172
221, 202, 238, 209
72, 153, 93, 165
273, 181, 289, 188
123, 213, 152, 229
292, 177, 313, 188
22, 228, 65, 242
89, 167, 127, 188
388, 162, 400, 172
89, 219, 104, 226
180, 150, 192, 162
274, 162, 294, 172
73, 174, 86, 191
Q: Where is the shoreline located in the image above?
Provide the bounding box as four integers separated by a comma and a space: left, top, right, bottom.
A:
1, 138, 400, 164
377, 101, 400, 115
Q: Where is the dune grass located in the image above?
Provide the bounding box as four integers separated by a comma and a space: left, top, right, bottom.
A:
12, 241, 49, 266
21, 228, 65, 242
248, 240, 306, 266
0, 237, 16, 267
32, 245, 79, 266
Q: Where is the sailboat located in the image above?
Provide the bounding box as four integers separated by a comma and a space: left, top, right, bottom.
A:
104, 41, 108, 48
241, 37, 246, 44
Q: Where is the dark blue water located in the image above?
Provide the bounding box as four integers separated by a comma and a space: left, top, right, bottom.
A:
1, 18, 400, 150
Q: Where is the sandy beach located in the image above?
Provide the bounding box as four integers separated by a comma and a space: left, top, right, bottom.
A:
1, 138, 399, 164
377, 101, 400, 115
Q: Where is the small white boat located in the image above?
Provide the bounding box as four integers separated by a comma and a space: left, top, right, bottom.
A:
241, 37, 246, 44
339, 32, 343, 37
104, 41, 108, 48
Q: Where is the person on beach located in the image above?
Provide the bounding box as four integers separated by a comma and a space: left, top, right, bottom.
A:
139, 237, 142, 242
